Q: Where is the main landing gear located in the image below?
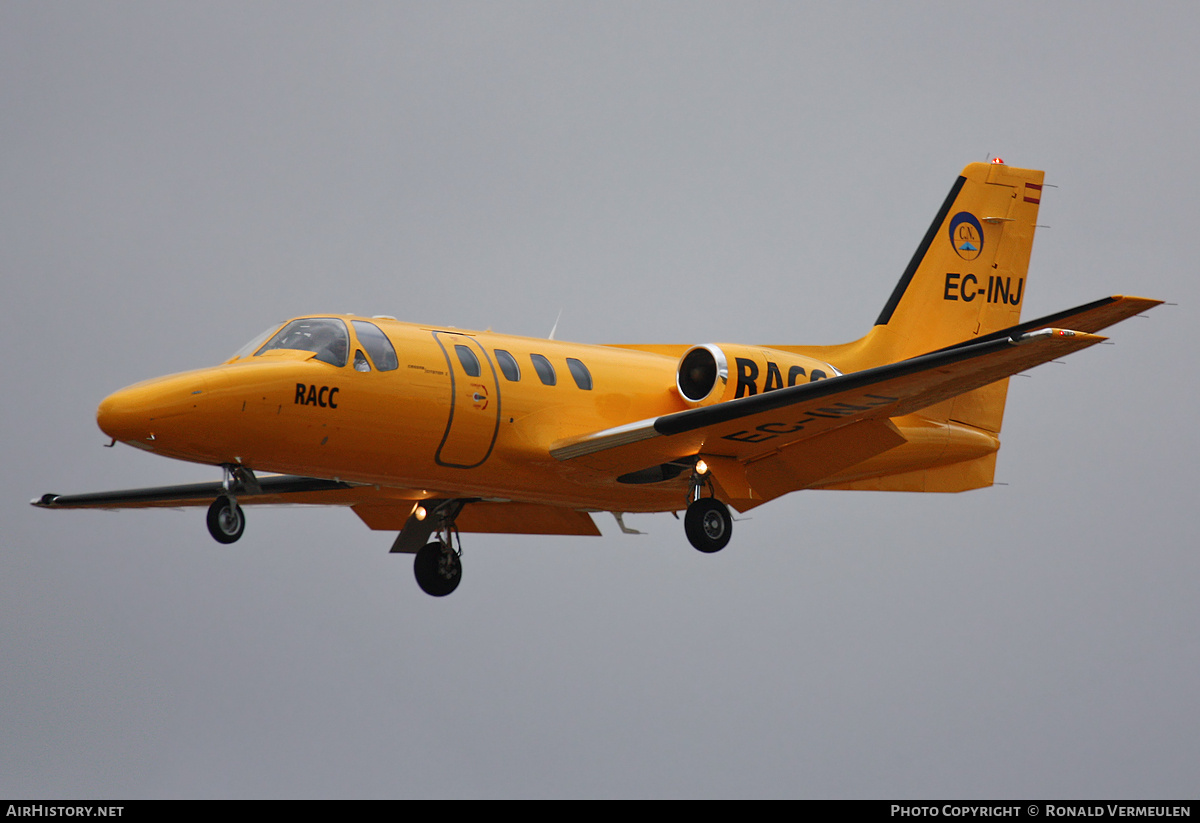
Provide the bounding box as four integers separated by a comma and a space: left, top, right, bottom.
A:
408, 500, 465, 597
684, 461, 732, 553
414, 540, 463, 597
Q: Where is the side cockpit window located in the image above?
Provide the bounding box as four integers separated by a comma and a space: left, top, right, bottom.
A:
352, 320, 399, 371
257, 318, 349, 367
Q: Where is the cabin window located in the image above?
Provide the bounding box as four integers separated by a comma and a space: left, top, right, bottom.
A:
530, 354, 556, 386
495, 349, 520, 381
352, 320, 399, 371
257, 318, 349, 367
354, 349, 371, 372
566, 358, 593, 390
455, 345, 481, 377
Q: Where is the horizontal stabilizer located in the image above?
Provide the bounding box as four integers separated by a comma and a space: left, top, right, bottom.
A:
933, 294, 1162, 354
552, 328, 1106, 471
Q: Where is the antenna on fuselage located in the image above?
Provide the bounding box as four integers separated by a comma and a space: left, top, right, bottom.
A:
548, 308, 563, 340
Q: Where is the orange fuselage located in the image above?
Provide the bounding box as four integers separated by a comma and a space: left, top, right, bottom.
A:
96, 316, 959, 513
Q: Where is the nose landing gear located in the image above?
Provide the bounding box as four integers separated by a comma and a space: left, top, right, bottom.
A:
205, 465, 257, 544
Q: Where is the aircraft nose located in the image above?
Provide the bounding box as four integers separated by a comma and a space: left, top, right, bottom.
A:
96, 386, 149, 445
96, 371, 212, 449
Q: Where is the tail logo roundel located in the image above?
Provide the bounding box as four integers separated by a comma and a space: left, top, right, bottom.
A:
949, 212, 984, 261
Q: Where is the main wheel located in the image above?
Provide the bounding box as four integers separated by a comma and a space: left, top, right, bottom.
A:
206, 496, 245, 544
684, 497, 732, 553
414, 541, 462, 597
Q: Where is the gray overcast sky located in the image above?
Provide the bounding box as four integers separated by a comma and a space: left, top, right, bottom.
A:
3, 1, 1197, 799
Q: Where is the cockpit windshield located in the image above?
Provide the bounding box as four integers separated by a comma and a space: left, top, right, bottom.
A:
229, 325, 282, 361
255, 318, 350, 367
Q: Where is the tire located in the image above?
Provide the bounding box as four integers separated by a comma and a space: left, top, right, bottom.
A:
684, 497, 732, 553
207, 496, 245, 544
414, 541, 462, 596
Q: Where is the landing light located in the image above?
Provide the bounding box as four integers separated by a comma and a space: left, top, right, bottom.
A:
415, 506, 427, 521
695, 459, 709, 475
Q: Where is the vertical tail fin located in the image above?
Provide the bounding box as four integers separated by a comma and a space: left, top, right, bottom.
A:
831, 162, 1045, 438
877, 162, 1044, 438
802, 163, 1048, 492
872, 161, 1044, 363
785, 162, 1045, 455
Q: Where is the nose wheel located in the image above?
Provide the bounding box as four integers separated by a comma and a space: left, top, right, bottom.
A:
207, 495, 245, 544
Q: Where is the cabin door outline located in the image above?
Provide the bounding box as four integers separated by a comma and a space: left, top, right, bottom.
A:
431, 331, 501, 469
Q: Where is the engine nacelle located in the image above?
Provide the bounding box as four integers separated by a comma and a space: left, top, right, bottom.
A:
676, 343, 841, 407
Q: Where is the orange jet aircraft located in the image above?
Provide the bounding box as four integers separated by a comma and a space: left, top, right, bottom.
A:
35, 162, 1161, 595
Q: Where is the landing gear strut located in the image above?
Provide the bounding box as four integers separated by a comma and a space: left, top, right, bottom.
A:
684, 460, 732, 553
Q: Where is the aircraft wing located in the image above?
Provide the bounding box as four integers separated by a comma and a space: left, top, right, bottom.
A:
33, 474, 602, 539
33, 474, 364, 509
551, 328, 1107, 473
